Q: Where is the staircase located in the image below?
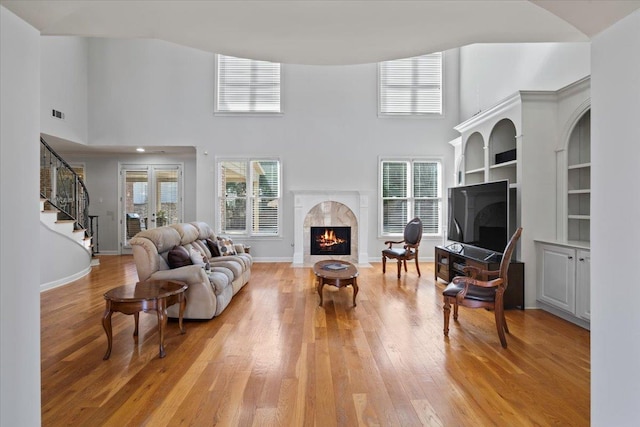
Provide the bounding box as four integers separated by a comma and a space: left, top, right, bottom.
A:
39, 198, 91, 250
40, 137, 93, 290
40, 136, 92, 249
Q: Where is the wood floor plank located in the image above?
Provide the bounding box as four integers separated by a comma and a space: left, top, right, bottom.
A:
41, 256, 590, 426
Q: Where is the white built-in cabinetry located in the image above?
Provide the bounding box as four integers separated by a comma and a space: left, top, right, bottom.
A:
533, 78, 591, 329
536, 242, 590, 329
567, 111, 591, 243
450, 76, 591, 328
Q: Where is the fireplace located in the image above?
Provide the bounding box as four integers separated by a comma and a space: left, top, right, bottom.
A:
310, 226, 351, 255
292, 190, 370, 266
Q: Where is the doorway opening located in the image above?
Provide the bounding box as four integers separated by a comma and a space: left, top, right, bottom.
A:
120, 164, 183, 252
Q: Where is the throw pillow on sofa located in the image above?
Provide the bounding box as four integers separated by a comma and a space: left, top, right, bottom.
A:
168, 245, 192, 268
189, 247, 208, 268
206, 238, 221, 257
216, 237, 237, 256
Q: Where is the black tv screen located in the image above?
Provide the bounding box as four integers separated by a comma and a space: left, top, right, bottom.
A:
447, 180, 509, 253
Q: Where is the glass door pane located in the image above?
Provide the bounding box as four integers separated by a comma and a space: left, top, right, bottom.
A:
154, 168, 179, 227
124, 169, 149, 245
121, 165, 182, 251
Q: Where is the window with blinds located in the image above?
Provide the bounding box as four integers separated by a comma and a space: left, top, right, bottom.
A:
378, 52, 443, 116
215, 54, 282, 114
217, 159, 281, 236
380, 159, 442, 236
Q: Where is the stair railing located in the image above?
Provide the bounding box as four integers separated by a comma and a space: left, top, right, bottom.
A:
40, 137, 90, 233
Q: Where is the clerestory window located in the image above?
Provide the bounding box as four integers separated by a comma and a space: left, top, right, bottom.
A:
215, 54, 282, 114
378, 52, 443, 116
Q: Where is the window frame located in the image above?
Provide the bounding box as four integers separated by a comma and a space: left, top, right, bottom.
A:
378, 52, 444, 117
214, 54, 283, 116
216, 157, 282, 238
379, 157, 443, 238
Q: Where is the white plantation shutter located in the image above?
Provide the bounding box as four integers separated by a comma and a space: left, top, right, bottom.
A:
250, 160, 280, 235
216, 54, 281, 113
218, 159, 281, 236
413, 161, 441, 234
382, 161, 409, 234
379, 52, 442, 116
381, 159, 442, 236
219, 161, 248, 233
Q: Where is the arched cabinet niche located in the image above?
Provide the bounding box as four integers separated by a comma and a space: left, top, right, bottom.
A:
488, 119, 517, 185
464, 132, 485, 184
566, 110, 591, 243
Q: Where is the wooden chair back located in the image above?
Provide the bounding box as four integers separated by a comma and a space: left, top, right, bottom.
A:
403, 217, 423, 248
498, 227, 523, 290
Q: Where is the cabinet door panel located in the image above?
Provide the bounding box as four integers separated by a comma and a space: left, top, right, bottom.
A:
538, 245, 576, 313
576, 250, 591, 320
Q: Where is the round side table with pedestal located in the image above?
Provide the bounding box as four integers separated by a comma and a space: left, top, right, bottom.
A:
102, 280, 187, 359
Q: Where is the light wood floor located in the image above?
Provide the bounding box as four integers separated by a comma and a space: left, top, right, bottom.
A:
41, 256, 590, 426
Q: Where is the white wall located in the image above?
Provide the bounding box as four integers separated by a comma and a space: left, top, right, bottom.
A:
41, 36, 89, 145
62, 152, 197, 253
0, 6, 42, 426
591, 9, 640, 426
85, 38, 461, 260
39, 224, 91, 288
459, 43, 590, 120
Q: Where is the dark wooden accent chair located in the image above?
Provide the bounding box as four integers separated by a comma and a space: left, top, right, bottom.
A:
443, 227, 523, 348
382, 217, 423, 279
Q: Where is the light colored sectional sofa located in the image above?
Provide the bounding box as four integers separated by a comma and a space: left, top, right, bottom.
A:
130, 221, 252, 319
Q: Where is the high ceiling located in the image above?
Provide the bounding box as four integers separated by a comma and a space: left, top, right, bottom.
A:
3, 1, 640, 65
4, 0, 639, 155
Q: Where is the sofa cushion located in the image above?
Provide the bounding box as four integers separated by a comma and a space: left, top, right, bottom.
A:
168, 245, 192, 269
209, 258, 244, 278
133, 226, 181, 254
207, 270, 233, 295
171, 223, 201, 245
191, 221, 216, 240
217, 237, 237, 256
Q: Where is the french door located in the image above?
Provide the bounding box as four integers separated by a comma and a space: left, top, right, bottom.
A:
120, 164, 183, 251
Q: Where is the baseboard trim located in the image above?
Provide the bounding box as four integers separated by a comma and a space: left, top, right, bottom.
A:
252, 257, 292, 263
40, 266, 92, 292
536, 302, 591, 330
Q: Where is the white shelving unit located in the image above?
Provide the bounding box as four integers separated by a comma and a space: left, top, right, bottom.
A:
453, 94, 523, 244
566, 110, 591, 243
464, 132, 485, 185
450, 76, 591, 325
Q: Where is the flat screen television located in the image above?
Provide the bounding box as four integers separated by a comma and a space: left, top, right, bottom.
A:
447, 180, 509, 254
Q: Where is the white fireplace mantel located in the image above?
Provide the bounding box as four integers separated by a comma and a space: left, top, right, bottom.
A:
291, 190, 369, 266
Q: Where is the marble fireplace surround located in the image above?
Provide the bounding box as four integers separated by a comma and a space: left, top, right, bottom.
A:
292, 190, 369, 266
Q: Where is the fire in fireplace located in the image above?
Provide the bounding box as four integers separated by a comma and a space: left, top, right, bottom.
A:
310, 226, 351, 256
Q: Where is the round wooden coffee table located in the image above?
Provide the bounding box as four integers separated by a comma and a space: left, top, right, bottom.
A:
102, 280, 187, 359
313, 260, 359, 307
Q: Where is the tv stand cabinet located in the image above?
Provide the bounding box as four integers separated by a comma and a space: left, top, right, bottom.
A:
435, 245, 525, 309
